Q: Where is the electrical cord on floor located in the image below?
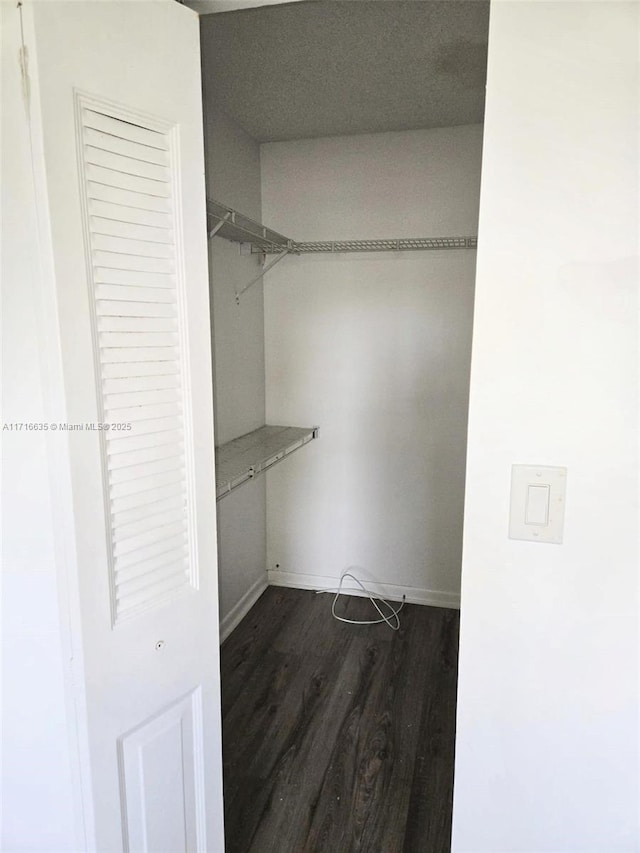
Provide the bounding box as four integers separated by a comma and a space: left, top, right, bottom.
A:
315, 570, 406, 631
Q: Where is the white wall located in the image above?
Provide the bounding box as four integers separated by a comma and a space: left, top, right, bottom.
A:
201, 90, 268, 631
452, 2, 639, 851
203, 105, 266, 445
261, 126, 482, 604
1, 4, 81, 848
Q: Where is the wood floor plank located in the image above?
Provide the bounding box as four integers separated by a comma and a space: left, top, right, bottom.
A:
224, 593, 358, 851
221, 587, 460, 853
402, 607, 460, 853
222, 648, 300, 816
221, 586, 308, 716
300, 635, 396, 852
245, 641, 371, 852
302, 606, 437, 852
271, 590, 397, 655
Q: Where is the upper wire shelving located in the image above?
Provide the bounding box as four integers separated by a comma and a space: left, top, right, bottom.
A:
206, 197, 478, 302
207, 198, 295, 253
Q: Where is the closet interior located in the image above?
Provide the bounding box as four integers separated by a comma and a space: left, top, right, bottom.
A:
197, 1, 489, 848
200, 0, 488, 640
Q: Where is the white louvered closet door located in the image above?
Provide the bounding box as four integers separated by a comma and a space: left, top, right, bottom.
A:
78, 100, 195, 624
23, 2, 224, 851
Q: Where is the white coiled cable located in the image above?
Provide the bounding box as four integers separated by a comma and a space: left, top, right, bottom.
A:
316, 570, 406, 631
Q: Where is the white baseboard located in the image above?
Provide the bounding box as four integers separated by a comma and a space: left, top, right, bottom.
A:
267, 570, 460, 610
220, 575, 269, 642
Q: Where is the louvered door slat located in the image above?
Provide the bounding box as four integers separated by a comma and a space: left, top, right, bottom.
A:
107, 403, 181, 424
116, 549, 188, 586
120, 548, 188, 590
100, 330, 178, 348
108, 441, 183, 470
89, 199, 173, 229
110, 466, 185, 502
103, 373, 180, 395
111, 482, 187, 515
84, 146, 170, 182
87, 182, 171, 213
90, 217, 173, 244
106, 423, 182, 451
105, 386, 180, 407
114, 532, 188, 572
92, 234, 174, 259
110, 448, 185, 477
99, 317, 178, 334
116, 572, 190, 615
78, 97, 196, 623
102, 360, 181, 379
113, 519, 186, 559
110, 458, 184, 490
96, 284, 176, 304
112, 495, 186, 528
107, 418, 180, 450
82, 109, 169, 149
86, 164, 171, 198
116, 560, 189, 598
96, 302, 176, 321
106, 425, 183, 451
101, 344, 178, 363
114, 506, 187, 540
94, 268, 175, 288
109, 454, 185, 486
83, 127, 170, 166
101, 347, 178, 367
92, 251, 174, 275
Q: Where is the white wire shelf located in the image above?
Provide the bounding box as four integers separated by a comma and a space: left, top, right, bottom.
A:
215, 424, 319, 501
207, 198, 477, 256
207, 197, 478, 301
207, 198, 295, 253
292, 236, 477, 253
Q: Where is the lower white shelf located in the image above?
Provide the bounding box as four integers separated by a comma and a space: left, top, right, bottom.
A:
214, 424, 319, 501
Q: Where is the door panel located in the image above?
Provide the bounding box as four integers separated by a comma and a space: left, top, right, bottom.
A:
24, 1, 224, 849
119, 689, 205, 852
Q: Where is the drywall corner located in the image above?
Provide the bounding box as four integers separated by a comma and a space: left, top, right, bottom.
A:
201, 72, 268, 627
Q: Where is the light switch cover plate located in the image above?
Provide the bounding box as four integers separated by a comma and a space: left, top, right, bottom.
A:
509, 465, 567, 544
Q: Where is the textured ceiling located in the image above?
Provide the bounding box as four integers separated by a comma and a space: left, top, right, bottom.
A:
199, 1, 490, 143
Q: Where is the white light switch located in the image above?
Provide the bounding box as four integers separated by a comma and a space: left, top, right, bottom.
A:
509, 465, 567, 544
526, 484, 549, 525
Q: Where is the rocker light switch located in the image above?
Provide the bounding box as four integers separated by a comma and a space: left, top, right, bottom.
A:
509, 465, 567, 544
525, 484, 550, 525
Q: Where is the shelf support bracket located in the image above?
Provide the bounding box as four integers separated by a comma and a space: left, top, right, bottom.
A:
207, 211, 231, 240
235, 249, 289, 304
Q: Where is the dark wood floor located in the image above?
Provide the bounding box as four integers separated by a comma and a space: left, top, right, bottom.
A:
220, 586, 460, 853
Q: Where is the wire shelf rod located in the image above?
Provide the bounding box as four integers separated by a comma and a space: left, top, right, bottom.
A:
206, 197, 478, 303
257, 236, 478, 254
